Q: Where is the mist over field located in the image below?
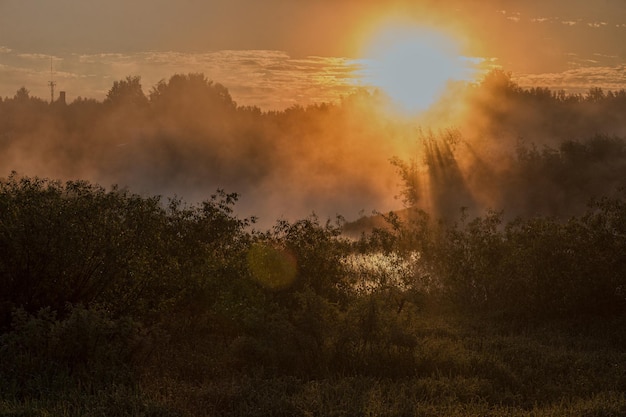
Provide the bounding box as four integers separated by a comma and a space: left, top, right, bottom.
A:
3, 71, 626, 227
1, 74, 411, 227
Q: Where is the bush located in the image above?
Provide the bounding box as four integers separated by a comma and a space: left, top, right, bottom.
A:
0, 174, 169, 322
390, 195, 626, 320
0, 174, 254, 329
0, 305, 150, 398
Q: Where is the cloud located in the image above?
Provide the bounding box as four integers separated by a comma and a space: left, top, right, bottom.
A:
514, 65, 626, 93
0, 49, 363, 109
593, 53, 619, 59
2, 38, 626, 111
16, 53, 54, 61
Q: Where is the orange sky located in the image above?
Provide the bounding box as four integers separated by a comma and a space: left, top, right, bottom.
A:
1, 0, 625, 107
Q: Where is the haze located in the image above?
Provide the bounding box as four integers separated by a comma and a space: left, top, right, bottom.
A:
2, 0, 626, 226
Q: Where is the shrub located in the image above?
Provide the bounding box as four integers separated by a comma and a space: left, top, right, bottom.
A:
0, 305, 150, 398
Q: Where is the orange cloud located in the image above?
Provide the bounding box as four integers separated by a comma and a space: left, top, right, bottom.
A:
0, 50, 363, 109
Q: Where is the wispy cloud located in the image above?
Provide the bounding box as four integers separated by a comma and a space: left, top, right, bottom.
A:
496, 9, 614, 30
3, 45, 626, 109
0, 49, 362, 108
497, 9, 522, 22
515, 65, 626, 94
593, 53, 619, 59
17, 53, 55, 61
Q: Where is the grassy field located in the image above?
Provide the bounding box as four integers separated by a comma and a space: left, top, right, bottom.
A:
3, 311, 625, 417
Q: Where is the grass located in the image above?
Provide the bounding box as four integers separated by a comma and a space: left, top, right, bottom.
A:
3, 311, 626, 416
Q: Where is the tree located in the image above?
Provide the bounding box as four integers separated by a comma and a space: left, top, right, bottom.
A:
105, 75, 148, 107
149, 73, 236, 113
479, 69, 520, 96
13, 87, 30, 101
586, 87, 605, 102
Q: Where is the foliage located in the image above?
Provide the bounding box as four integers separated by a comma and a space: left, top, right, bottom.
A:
4, 71, 626, 415
0, 305, 149, 399
379, 193, 626, 319
149, 73, 236, 113
1, 171, 626, 415
105, 75, 149, 108
0, 173, 252, 327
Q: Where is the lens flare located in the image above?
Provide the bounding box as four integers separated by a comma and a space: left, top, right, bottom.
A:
247, 243, 297, 290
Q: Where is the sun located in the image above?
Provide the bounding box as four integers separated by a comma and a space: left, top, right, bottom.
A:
358, 24, 477, 114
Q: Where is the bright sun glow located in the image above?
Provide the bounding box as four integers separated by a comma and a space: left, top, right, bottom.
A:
359, 25, 477, 114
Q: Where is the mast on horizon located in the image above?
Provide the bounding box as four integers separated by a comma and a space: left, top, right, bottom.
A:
48, 57, 56, 103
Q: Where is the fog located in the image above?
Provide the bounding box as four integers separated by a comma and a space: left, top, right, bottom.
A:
404, 70, 626, 222
3, 71, 626, 229
0, 75, 413, 228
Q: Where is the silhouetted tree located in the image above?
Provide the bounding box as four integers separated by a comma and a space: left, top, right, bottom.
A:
479, 69, 520, 96
14, 87, 30, 101
150, 73, 235, 108
104, 75, 148, 108
149, 73, 236, 129
586, 87, 605, 102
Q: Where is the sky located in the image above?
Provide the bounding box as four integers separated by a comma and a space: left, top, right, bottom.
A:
1, 0, 626, 108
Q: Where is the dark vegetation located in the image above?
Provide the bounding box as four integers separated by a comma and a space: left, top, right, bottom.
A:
2, 71, 626, 416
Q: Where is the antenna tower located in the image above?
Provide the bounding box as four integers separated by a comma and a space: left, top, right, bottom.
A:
48, 58, 56, 103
